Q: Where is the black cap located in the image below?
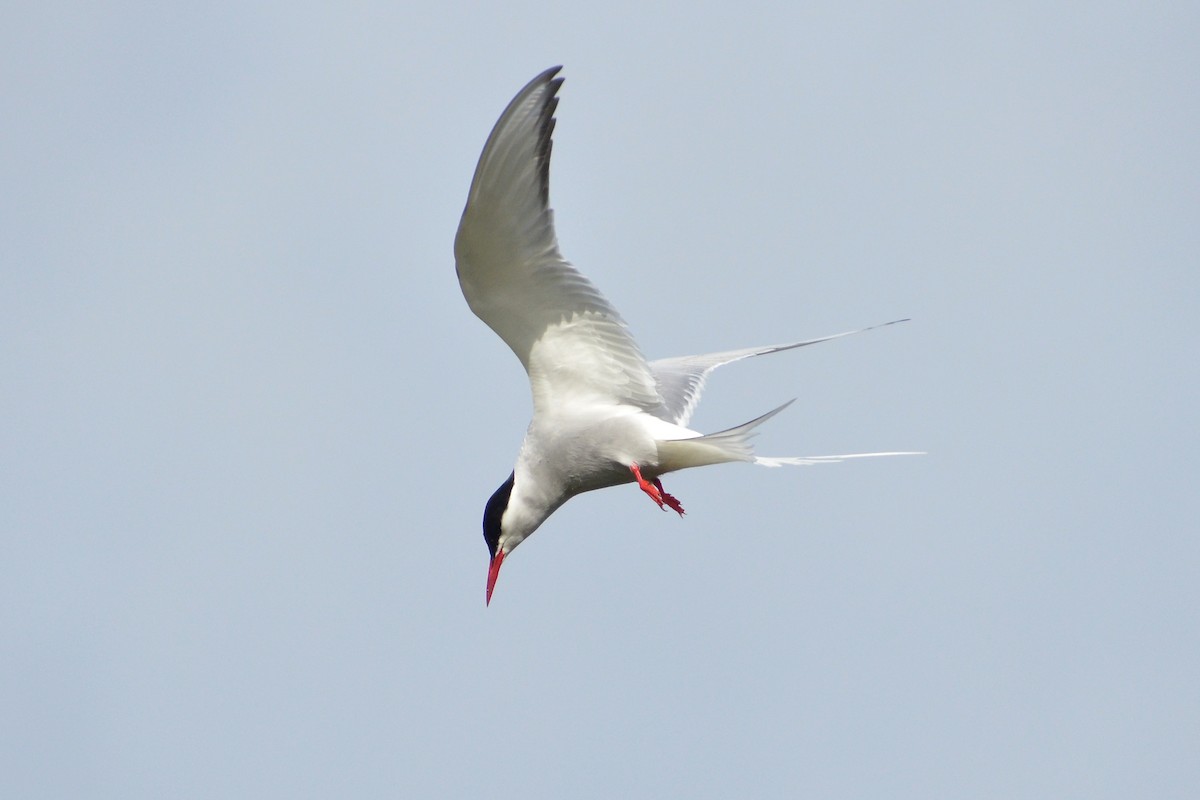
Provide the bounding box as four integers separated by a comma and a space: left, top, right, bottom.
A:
482, 472, 515, 558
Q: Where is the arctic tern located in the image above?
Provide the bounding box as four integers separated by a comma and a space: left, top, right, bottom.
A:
454, 67, 916, 604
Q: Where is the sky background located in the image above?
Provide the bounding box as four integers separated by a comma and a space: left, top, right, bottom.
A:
3, 2, 1197, 797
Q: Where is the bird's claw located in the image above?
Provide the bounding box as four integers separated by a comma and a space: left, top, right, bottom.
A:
630, 464, 686, 517
655, 481, 686, 517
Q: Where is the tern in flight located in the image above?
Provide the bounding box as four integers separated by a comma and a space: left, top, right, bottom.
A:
454, 67, 916, 604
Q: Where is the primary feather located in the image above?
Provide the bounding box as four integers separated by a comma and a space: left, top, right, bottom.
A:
649, 320, 909, 427
455, 66, 662, 415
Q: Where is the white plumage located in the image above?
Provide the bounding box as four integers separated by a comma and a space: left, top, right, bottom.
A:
455, 67, 916, 604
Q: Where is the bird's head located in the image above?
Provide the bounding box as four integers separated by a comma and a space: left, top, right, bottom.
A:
482, 471, 551, 605
482, 473, 513, 605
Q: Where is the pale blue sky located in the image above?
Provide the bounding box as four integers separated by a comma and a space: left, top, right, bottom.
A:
3, 2, 1197, 797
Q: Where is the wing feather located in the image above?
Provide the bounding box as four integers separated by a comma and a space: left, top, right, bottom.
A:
650, 320, 909, 425
454, 67, 661, 413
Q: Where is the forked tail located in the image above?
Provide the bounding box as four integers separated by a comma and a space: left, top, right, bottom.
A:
656, 400, 923, 472
754, 451, 926, 467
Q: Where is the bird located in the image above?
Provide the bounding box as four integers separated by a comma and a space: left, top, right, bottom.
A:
454, 67, 916, 605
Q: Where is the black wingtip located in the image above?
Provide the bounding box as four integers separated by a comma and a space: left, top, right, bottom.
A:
534, 70, 565, 208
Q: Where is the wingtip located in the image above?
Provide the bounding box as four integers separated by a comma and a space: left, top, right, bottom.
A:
873, 318, 911, 330
532, 65, 564, 87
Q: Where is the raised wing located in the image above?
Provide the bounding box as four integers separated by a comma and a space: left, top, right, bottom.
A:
650, 320, 909, 425
454, 67, 661, 413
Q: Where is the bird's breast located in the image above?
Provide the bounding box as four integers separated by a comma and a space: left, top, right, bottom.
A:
523, 407, 669, 495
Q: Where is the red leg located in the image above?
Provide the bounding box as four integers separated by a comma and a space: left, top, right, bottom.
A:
630, 463, 665, 510
629, 464, 685, 516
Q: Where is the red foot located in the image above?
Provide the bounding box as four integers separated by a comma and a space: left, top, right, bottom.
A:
652, 478, 686, 517
629, 464, 686, 517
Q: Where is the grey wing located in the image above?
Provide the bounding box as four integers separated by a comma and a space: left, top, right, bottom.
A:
454, 67, 661, 413
650, 321, 909, 426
